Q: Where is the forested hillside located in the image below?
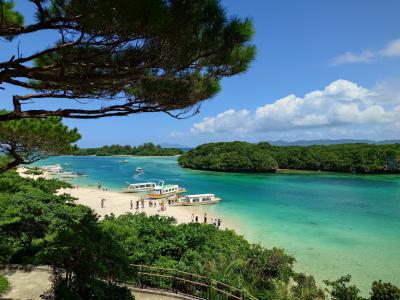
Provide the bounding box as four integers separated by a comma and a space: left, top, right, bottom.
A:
73, 143, 183, 156
179, 142, 400, 174
178, 142, 279, 173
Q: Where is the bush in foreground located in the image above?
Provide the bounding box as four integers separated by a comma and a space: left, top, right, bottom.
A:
0, 274, 9, 296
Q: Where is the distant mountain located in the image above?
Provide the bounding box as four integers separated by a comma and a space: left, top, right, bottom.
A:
159, 143, 190, 149
375, 140, 400, 145
269, 139, 400, 146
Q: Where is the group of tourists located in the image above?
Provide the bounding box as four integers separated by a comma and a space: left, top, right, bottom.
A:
191, 213, 222, 228
99, 196, 221, 228
97, 182, 108, 191
129, 198, 166, 212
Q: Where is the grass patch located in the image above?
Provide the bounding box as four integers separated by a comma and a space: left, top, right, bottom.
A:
0, 274, 9, 295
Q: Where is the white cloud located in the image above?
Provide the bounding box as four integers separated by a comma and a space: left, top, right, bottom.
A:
190, 79, 400, 141
379, 39, 400, 57
191, 109, 250, 135
332, 38, 400, 65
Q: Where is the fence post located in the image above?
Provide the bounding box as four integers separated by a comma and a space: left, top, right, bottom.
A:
138, 266, 144, 289
172, 270, 177, 294
207, 279, 212, 300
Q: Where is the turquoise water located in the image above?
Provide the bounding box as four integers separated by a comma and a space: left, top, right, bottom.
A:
34, 156, 400, 293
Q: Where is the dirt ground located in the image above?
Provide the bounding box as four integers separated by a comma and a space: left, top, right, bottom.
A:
0, 267, 191, 300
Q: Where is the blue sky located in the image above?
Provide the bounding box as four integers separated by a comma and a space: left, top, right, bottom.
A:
1, 0, 400, 147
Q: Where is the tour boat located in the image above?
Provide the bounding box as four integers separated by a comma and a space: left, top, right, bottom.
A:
123, 180, 164, 193
168, 194, 221, 206
61, 173, 78, 178
146, 184, 186, 199
120, 160, 129, 164
136, 167, 143, 173
41, 164, 63, 174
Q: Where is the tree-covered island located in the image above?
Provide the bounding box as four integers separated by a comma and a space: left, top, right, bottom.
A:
73, 143, 183, 156
178, 142, 400, 174
178, 141, 278, 172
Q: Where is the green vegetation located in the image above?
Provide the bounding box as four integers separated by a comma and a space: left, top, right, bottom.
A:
1, 0, 254, 121
101, 213, 302, 299
0, 171, 399, 299
178, 142, 278, 173
324, 276, 400, 300
23, 167, 44, 176
0, 171, 132, 299
179, 142, 400, 174
265, 143, 400, 174
0, 274, 9, 296
0, 112, 80, 173
73, 143, 183, 156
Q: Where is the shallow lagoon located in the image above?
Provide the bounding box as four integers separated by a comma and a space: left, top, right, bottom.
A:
35, 156, 400, 293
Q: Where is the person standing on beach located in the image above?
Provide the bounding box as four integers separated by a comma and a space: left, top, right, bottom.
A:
191, 214, 195, 222
204, 213, 207, 224
130, 199, 133, 210
195, 215, 198, 222
217, 219, 222, 228
101, 198, 105, 208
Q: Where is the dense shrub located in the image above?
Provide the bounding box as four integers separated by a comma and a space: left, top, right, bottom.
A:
54, 279, 134, 300
370, 280, 400, 300
0, 171, 129, 298
0, 275, 9, 295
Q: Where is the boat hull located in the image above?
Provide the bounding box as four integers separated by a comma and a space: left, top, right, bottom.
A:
123, 188, 154, 193
146, 189, 186, 199
170, 200, 220, 206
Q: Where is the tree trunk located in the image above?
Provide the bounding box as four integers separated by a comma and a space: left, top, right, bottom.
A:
0, 157, 22, 174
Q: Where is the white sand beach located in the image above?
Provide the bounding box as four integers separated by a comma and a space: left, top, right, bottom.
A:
17, 167, 231, 229
60, 186, 192, 223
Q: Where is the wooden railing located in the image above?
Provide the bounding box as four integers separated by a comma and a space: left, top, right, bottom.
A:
128, 264, 258, 300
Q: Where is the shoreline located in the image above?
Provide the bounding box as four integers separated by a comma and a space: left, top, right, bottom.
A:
17, 167, 233, 230
16, 165, 400, 295
68, 154, 181, 158
60, 186, 232, 229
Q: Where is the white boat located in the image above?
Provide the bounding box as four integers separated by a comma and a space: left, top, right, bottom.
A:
61, 171, 75, 175
120, 160, 129, 164
146, 184, 186, 199
123, 180, 163, 193
168, 194, 221, 206
62, 174, 78, 178
136, 167, 143, 173
41, 164, 63, 174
